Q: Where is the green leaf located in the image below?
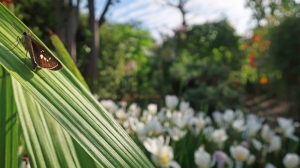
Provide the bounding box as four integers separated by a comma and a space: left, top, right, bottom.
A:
0, 67, 19, 168
12, 79, 99, 168
0, 4, 153, 168
49, 32, 90, 91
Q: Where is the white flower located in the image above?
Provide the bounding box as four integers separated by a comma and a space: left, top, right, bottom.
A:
144, 135, 166, 155
261, 124, 273, 143
115, 109, 127, 121
129, 117, 146, 141
151, 154, 181, 168
166, 109, 172, 119
144, 118, 165, 135
230, 145, 250, 162
211, 129, 228, 149
100, 99, 118, 113
283, 153, 299, 168
246, 154, 255, 166
194, 147, 215, 168
235, 109, 244, 119
285, 126, 295, 137
278, 117, 293, 130
285, 126, 298, 141
252, 139, 262, 151
157, 108, 167, 122
182, 108, 195, 119
223, 109, 235, 124
179, 101, 190, 112
269, 135, 281, 152
188, 117, 206, 136
127, 103, 140, 117
205, 116, 212, 125
197, 112, 205, 118
165, 95, 179, 110
211, 129, 228, 144
164, 121, 170, 128
246, 119, 262, 137
122, 119, 131, 133
119, 101, 127, 108
144, 136, 179, 167
203, 126, 214, 140
167, 127, 187, 141
148, 104, 157, 115
247, 114, 264, 123
128, 103, 138, 112
277, 117, 299, 141
213, 111, 223, 127
232, 119, 245, 132
129, 117, 144, 132
171, 111, 189, 128
140, 110, 152, 123
150, 146, 173, 167
265, 163, 276, 168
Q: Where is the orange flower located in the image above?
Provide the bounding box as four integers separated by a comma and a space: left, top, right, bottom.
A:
247, 53, 254, 59
252, 34, 262, 42
240, 44, 247, 50
260, 77, 268, 85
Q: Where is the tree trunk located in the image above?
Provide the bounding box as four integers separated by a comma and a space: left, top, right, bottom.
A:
86, 0, 99, 92
66, 4, 79, 62
54, 0, 79, 62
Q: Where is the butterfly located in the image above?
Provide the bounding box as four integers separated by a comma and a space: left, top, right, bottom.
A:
19, 31, 62, 71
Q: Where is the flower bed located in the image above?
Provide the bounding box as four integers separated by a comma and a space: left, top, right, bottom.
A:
100, 95, 299, 168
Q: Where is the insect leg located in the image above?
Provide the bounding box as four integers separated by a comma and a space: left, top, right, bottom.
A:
5, 36, 21, 51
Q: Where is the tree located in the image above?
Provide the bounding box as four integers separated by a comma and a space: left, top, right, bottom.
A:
156, 0, 189, 26
85, 0, 120, 92
86, 0, 99, 93
96, 23, 154, 101
269, 15, 300, 98
245, 0, 298, 26
54, 0, 79, 62
153, 20, 245, 110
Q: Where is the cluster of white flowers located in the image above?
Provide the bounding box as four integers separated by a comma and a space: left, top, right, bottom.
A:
100, 95, 300, 168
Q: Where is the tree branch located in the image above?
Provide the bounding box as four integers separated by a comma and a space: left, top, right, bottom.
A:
98, 0, 112, 27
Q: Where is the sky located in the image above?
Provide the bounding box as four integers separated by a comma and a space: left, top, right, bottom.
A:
81, 0, 256, 41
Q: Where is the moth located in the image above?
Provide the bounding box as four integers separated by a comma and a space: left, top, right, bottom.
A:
19, 31, 63, 71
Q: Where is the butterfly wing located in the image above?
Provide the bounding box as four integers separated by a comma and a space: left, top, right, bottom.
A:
30, 38, 63, 70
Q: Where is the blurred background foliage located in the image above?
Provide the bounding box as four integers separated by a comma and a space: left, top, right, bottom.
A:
6, 0, 300, 117
154, 21, 245, 111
